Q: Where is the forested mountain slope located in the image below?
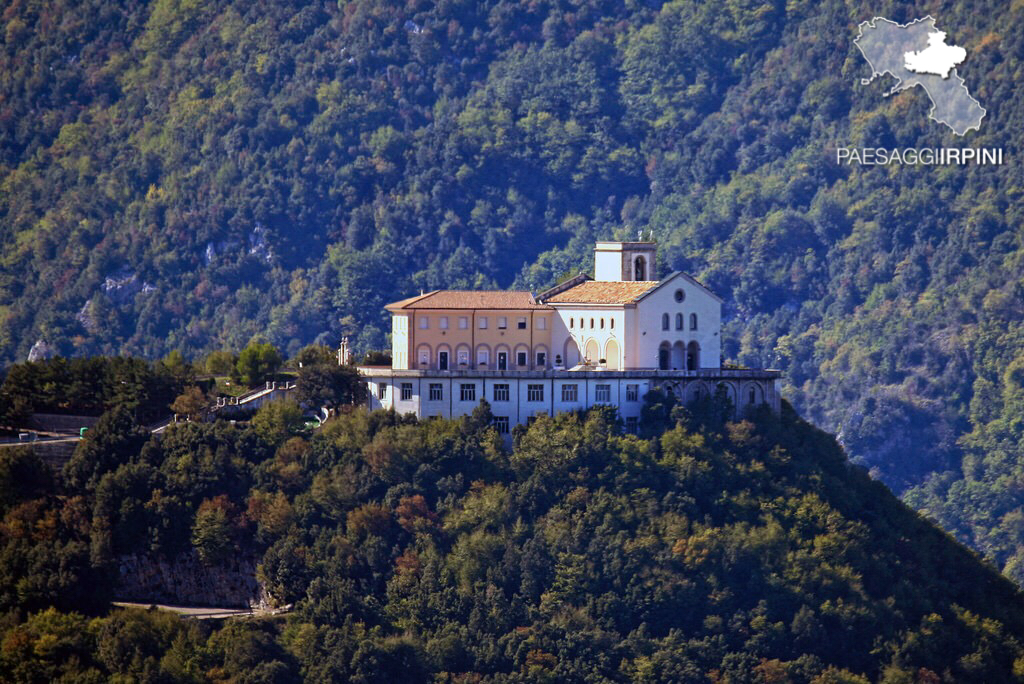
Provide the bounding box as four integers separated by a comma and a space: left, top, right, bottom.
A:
5, 399, 1024, 682
1, 2, 1023, 576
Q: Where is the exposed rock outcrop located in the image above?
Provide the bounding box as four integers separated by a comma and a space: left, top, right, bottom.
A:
116, 550, 273, 610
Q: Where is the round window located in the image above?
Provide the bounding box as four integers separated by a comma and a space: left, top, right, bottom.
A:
674, 288, 685, 303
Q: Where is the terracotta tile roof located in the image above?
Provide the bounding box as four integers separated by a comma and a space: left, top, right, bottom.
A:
386, 290, 548, 311
385, 292, 434, 310
543, 280, 661, 304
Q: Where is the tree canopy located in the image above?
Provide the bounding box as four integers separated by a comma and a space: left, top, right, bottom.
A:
2, 393, 1024, 682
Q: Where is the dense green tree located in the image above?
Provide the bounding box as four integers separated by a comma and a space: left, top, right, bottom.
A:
236, 343, 284, 387
295, 364, 363, 410
192, 496, 237, 567
5, 392, 1024, 679
170, 385, 208, 420
293, 345, 336, 368
250, 400, 306, 446
64, 404, 150, 491
0, 447, 52, 514
205, 350, 237, 376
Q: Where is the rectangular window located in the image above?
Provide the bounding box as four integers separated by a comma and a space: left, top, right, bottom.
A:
536, 352, 547, 368
378, 383, 387, 399
439, 316, 449, 330
537, 317, 547, 330
561, 384, 578, 402
429, 383, 443, 401
458, 317, 469, 330
477, 349, 489, 367
418, 316, 429, 329
528, 384, 544, 402
498, 316, 507, 329
400, 383, 413, 401
626, 384, 640, 402
494, 416, 510, 434
478, 317, 488, 329
517, 351, 528, 367
595, 384, 611, 402
626, 417, 638, 434
517, 317, 527, 329
493, 384, 510, 402
460, 383, 476, 401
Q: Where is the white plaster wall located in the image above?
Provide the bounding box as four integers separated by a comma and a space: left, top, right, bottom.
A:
635, 275, 721, 370
550, 307, 627, 368
451, 379, 485, 417
516, 378, 553, 423
391, 378, 421, 417
419, 377, 453, 419
368, 380, 390, 411
360, 372, 782, 427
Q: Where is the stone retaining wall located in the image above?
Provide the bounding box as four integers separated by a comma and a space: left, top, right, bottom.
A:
27, 413, 99, 434
115, 550, 273, 610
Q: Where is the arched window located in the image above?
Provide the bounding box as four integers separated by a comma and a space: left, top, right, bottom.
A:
675, 313, 684, 330
687, 341, 700, 371
634, 256, 646, 281
662, 313, 670, 331
690, 313, 698, 330
610, 319, 615, 329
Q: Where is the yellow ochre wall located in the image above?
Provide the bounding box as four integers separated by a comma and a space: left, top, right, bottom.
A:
392, 309, 554, 371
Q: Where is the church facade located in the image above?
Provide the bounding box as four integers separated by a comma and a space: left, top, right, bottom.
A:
358, 241, 781, 433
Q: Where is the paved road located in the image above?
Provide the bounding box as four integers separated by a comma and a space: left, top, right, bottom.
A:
112, 601, 290, 620
0, 434, 80, 445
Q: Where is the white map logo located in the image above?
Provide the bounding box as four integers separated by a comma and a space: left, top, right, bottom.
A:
855, 16, 985, 135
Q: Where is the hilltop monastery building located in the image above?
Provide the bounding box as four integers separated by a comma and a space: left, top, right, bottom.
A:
358, 241, 780, 433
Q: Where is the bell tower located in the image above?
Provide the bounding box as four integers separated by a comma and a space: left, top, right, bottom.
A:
594, 241, 657, 282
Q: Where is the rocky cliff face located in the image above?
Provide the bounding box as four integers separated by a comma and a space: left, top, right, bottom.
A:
115, 550, 273, 610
